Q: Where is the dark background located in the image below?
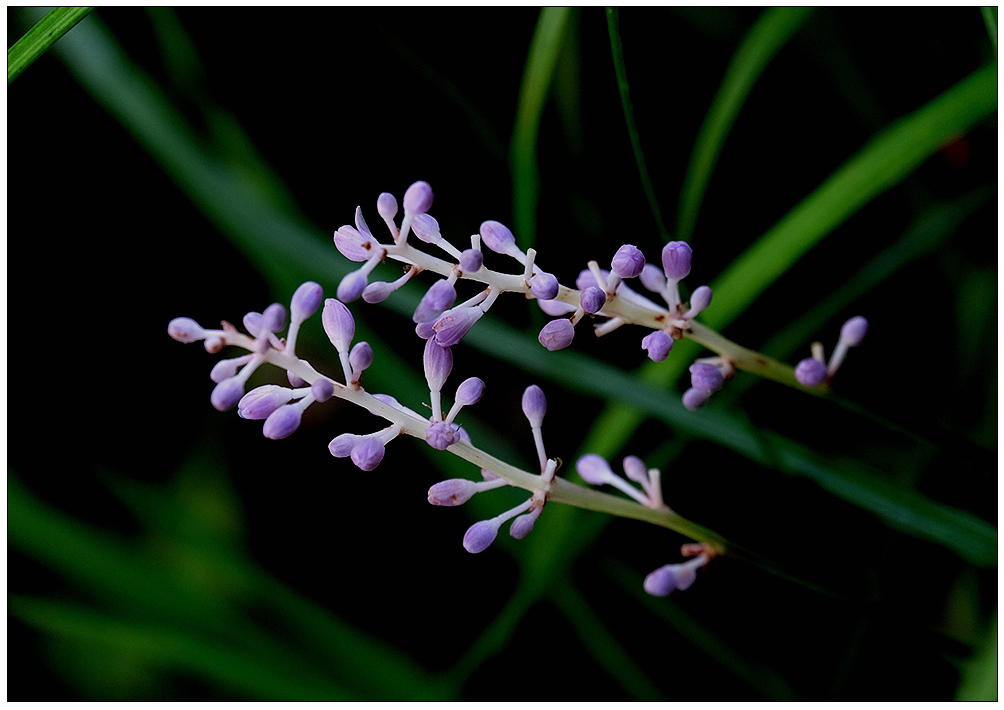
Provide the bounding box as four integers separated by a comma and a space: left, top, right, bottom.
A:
8, 7, 997, 700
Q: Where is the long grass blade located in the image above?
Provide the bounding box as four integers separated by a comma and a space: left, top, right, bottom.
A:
7, 7, 93, 84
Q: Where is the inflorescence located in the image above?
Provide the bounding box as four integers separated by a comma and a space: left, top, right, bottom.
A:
168, 180, 868, 597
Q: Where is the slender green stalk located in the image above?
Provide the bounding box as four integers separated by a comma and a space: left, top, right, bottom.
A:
982, 7, 998, 59
7, 7, 94, 84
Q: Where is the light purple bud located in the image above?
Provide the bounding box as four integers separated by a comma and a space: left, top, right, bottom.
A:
432, 306, 483, 347
334, 225, 377, 262
644, 563, 697, 596
337, 270, 368, 303
262, 303, 287, 333
415, 320, 436, 339
243, 311, 263, 337
411, 213, 441, 243
263, 404, 302, 440
350, 437, 386, 471
682, 387, 710, 411
521, 385, 546, 427
377, 192, 398, 222
641, 331, 673, 362
291, 281, 323, 322
611, 244, 646, 278
639, 263, 666, 293
427, 478, 477, 506
538, 299, 576, 316
459, 249, 483, 272
328, 432, 361, 458
840, 316, 869, 346
423, 339, 453, 392
479, 220, 516, 255
455, 377, 486, 406
530, 271, 559, 300
426, 421, 461, 450
662, 241, 693, 280
167, 317, 205, 343
575, 268, 609, 291
322, 298, 355, 353
795, 357, 828, 387
580, 287, 606, 314
363, 281, 395, 303
688, 286, 713, 314
287, 371, 306, 388
538, 319, 575, 351
413, 280, 457, 323
623, 456, 648, 485
238, 385, 295, 420
576, 454, 614, 485
349, 342, 373, 375
311, 378, 335, 402
204, 338, 223, 354
210, 356, 248, 383
211, 377, 245, 411
690, 362, 724, 392
509, 511, 538, 540
403, 181, 434, 213
463, 519, 500, 553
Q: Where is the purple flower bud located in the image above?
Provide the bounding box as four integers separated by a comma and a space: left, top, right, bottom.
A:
530, 271, 559, 300
690, 362, 724, 392
611, 244, 646, 278
167, 317, 205, 343
322, 298, 355, 353
210, 355, 251, 383
403, 181, 434, 214
433, 306, 483, 347
211, 377, 245, 411
377, 192, 398, 222
479, 220, 516, 255
459, 249, 483, 272
641, 331, 674, 362
662, 241, 692, 280
622, 456, 648, 485
204, 337, 223, 354
423, 340, 453, 393
426, 421, 461, 450
428, 478, 478, 506
521, 385, 546, 428
238, 385, 295, 420
538, 299, 576, 316
463, 519, 500, 553
415, 320, 436, 339
840, 316, 869, 346
287, 371, 306, 388
311, 378, 335, 402
509, 510, 539, 540
362, 281, 395, 303
334, 225, 377, 262
576, 454, 614, 485
291, 281, 323, 323
682, 387, 710, 411
455, 377, 486, 406
795, 357, 827, 386
643, 563, 697, 596
639, 263, 666, 293
580, 287, 606, 314
575, 268, 610, 291
337, 270, 368, 303
263, 404, 302, 440
262, 303, 287, 333
688, 286, 713, 314
329, 432, 361, 458
349, 342, 373, 375
538, 319, 575, 351
411, 213, 441, 243
243, 311, 263, 337
350, 437, 386, 471
413, 280, 457, 323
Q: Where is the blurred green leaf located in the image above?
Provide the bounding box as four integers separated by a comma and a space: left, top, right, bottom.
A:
982, 7, 998, 58
956, 610, 997, 700
677, 7, 814, 242
7, 7, 93, 84
511, 6, 572, 248
606, 7, 670, 241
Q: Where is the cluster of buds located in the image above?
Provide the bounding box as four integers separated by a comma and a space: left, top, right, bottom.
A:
794, 316, 869, 387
